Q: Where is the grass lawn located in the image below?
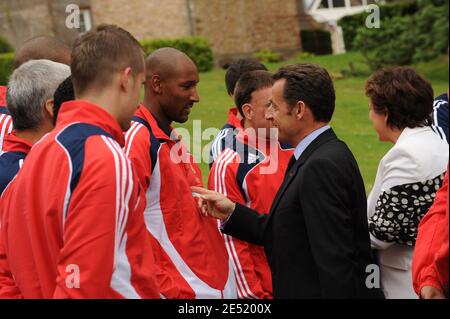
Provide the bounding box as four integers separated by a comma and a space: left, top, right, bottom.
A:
163, 51, 448, 194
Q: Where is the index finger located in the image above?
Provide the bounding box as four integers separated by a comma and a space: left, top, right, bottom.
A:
190, 186, 217, 196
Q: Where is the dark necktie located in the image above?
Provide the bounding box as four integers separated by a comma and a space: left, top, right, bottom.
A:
284, 155, 297, 178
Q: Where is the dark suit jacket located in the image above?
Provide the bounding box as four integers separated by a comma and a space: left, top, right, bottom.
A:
223, 128, 384, 299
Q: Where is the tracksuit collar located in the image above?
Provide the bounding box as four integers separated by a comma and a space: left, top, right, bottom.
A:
57, 100, 125, 147
135, 104, 181, 142
2, 132, 33, 154
0, 85, 6, 107
228, 107, 243, 129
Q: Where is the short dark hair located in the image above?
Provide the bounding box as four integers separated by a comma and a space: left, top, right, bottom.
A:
71, 24, 144, 95
225, 59, 268, 96
13, 36, 71, 69
273, 64, 335, 122
365, 66, 433, 129
53, 76, 75, 125
234, 70, 274, 116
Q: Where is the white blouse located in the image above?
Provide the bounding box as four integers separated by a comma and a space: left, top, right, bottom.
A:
367, 126, 448, 298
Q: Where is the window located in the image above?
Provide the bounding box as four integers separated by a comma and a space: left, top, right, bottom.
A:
333, 0, 346, 7
318, 0, 350, 9
350, 0, 364, 6
79, 8, 92, 34
319, 0, 330, 9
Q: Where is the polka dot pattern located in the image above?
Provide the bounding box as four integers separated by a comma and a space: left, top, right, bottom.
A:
369, 173, 445, 246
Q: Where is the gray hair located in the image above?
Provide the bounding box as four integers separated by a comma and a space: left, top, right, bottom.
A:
6, 59, 71, 131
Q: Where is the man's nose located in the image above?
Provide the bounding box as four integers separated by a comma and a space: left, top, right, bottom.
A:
191, 89, 200, 103
265, 108, 273, 120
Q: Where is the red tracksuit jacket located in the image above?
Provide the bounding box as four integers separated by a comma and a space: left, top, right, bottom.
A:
124, 105, 237, 298
0, 133, 32, 298
0, 86, 13, 153
208, 123, 293, 299
0, 100, 159, 298
0, 86, 5, 105
0, 133, 32, 195
209, 107, 242, 167
413, 166, 449, 296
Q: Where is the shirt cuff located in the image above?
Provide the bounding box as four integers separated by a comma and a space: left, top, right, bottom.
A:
219, 205, 236, 231
370, 233, 395, 250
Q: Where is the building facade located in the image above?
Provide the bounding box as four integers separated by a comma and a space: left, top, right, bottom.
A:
0, 0, 302, 59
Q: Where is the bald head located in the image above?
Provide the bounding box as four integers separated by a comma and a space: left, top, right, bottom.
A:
13, 36, 71, 69
145, 47, 196, 80
143, 47, 200, 126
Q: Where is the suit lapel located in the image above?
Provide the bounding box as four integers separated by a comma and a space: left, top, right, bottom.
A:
267, 128, 337, 223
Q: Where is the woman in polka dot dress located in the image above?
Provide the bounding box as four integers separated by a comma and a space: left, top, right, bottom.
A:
364, 67, 449, 299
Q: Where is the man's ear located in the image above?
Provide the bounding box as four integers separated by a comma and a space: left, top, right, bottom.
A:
295, 101, 306, 120
120, 67, 133, 92
44, 99, 54, 118
241, 103, 253, 121
383, 112, 389, 125
148, 74, 163, 94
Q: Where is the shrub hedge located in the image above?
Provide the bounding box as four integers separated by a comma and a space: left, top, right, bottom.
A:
343, 0, 448, 69
140, 37, 214, 72
0, 37, 13, 54
0, 53, 14, 85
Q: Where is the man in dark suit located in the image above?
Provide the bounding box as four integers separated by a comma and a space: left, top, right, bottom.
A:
193, 64, 384, 299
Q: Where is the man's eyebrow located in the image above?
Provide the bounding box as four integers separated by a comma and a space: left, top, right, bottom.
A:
181, 80, 197, 86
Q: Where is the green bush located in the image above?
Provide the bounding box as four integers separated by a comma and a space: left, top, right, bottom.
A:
340, 61, 371, 78
140, 37, 214, 72
0, 53, 14, 85
300, 30, 332, 55
353, 15, 416, 69
296, 51, 315, 60
353, 2, 449, 70
253, 48, 283, 63
410, 4, 449, 63
417, 0, 448, 7
339, 0, 418, 51
0, 37, 13, 54
338, 14, 365, 51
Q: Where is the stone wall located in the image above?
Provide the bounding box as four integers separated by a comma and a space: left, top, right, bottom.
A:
90, 0, 191, 40
0, 0, 302, 58
0, 0, 90, 48
90, 0, 302, 57
191, 0, 301, 56
0, 0, 54, 48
